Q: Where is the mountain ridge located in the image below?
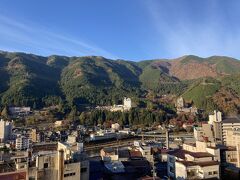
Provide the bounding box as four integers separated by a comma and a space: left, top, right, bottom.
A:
1, 50, 240, 114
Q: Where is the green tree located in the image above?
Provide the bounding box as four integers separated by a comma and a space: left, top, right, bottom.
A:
79, 112, 87, 125
1, 106, 9, 119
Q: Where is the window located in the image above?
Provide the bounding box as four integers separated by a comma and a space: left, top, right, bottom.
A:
213, 171, 218, 175
208, 172, 212, 175
170, 166, 174, 173
64, 172, 76, 177
64, 174, 69, 177
81, 167, 87, 173
44, 163, 48, 168
169, 157, 174, 163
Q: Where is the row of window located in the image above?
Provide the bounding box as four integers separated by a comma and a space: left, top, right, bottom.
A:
208, 171, 218, 175
64, 172, 76, 177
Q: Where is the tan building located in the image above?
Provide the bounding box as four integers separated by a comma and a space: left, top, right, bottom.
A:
194, 110, 222, 143
222, 117, 240, 144
224, 128, 240, 168
0, 142, 89, 180
29, 128, 37, 143
0, 151, 29, 180
29, 142, 89, 180
194, 123, 214, 142
29, 150, 89, 180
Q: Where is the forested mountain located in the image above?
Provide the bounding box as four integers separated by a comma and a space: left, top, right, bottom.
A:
1, 50, 240, 114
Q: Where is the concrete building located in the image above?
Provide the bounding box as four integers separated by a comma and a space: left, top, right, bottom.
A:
0, 151, 29, 180
28, 150, 89, 180
175, 97, 198, 114
100, 147, 119, 161
0, 119, 13, 142
209, 110, 222, 124
134, 141, 162, 163
209, 110, 222, 142
67, 135, 77, 145
111, 123, 120, 131
111, 97, 132, 112
15, 135, 32, 150
0, 141, 89, 180
96, 97, 132, 112
224, 128, 240, 168
167, 140, 220, 179
222, 117, 240, 145
9, 106, 31, 116
176, 97, 184, 109
37, 132, 45, 142
28, 128, 37, 143
194, 123, 214, 142
123, 97, 132, 109
194, 110, 223, 143
100, 147, 131, 162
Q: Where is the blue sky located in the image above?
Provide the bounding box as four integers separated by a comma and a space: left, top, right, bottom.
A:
0, 0, 240, 61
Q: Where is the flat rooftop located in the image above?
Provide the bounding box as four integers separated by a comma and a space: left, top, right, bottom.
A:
222, 117, 240, 124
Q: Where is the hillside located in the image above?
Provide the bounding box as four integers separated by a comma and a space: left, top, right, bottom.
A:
147, 55, 240, 80
1, 50, 240, 114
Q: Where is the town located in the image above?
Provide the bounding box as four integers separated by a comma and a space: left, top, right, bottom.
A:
0, 97, 240, 180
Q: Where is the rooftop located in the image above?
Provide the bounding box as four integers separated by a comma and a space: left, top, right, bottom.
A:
176, 160, 219, 167
222, 117, 240, 124
129, 150, 143, 158
102, 147, 115, 154
168, 149, 214, 159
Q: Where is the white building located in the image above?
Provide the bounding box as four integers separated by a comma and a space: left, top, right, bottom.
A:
111, 123, 120, 131
15, 135, 32, 150
110, 97, 132, 112
208, 110, 222, 125
209, 110, 222, 142
167, 140, 220, 179
123, 97, 132, 109
0, 119, 13, 142
9, 106, 31, 116
176, 97, 184, 109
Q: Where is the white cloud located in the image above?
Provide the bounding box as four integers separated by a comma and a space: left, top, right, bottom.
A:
143, 0, 240, 59
0, 15, 119, 59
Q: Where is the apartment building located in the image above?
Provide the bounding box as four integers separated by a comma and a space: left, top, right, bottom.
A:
0, 151, 29, 180
15, 135, 32, 150
222, 117, 240, 144
167, 141, 220, 179
0, 119, 13, 142
224, 128, 240, 168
